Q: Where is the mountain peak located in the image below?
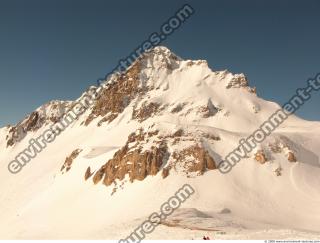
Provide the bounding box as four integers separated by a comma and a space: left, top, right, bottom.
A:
148, 45, 175, 54
2, 46, 320, 240
138, 46, 182, 71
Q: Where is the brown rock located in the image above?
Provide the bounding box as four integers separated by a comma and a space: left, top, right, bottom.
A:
206, 152, 217, 170
25, 112, 40, 131
172, 145, 216, 174
226, 74, 249, 89
173, 129, 184, 137
6, 138, 14, 147
92, 129, 168, 186
275, 167, 282, 176
287, 151, 297, 162
84, 166, 93, 180
92, 127, 219, 186
162, 167, 170, 179
254, 150, 267, 164
60, 149, 82, 172
93, 167, 105, 184
132, 101, 161, 122
6, 101, 71, 147
198, 99, 218, 118
85, 61, 142, 126
171, 103, 187, 113
203, 133, 220, 141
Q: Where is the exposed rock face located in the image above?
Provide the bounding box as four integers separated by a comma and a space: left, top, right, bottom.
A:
254, 150, 267, 164
186, 60, 208, 67
226, 73, 248, 89
93, 169, 104, 185
83, 47, 184, 126
92, 127, 168, 186
6, 111, 43, 147
94, 143, 168, 186
142, 46, 181, 71
269, 139, 287, 153
132, 101, 161, 122
162, 167, 170, 179
61, 149, 82, 173
268, 137, 298, 163
172, 145, 216, 175
226, 73, 256, 93
287, 151, 297, 162
170, 103, 187, 113
85, 62, 142, 126
92, 126, 219, 187
26, 112, 42, 131
6, 130, 16, 147
6, 100, 72, 147
84, 166, 93, 180
198, 99, 219, 118
202, 133, 221, 141
275, 167, 282, 176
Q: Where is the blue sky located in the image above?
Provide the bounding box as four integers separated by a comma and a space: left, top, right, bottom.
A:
0, 0, 319, 127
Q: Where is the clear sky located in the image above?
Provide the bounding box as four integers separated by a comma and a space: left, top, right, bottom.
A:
0, 0, 319, 127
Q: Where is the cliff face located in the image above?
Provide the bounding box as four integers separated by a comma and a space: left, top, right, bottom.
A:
6, 100, 73, 147
85, 61, 142, 126
91, 126, 219, 187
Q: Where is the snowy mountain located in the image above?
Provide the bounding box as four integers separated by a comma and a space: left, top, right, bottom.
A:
1, 46, 320, 239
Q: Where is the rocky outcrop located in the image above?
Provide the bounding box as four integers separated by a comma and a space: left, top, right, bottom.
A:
170, 102, 187, 113
274, 167, 282, 176
132, 101, 162, 122
197, 99, 219, 118
254, 150, 267, 164
254, 139, 298, 166
268, 137, 298, 163
172, 145, 217, 175
82, 47, 184, 126
92, 126, 219, 187
85, 61, 142, 126
6, 111, 44, 147
94, 142, 168, 186
84, 166, 93, 180
162, 167, 170, 179
226, 73, 256, 93
287, 151, 297, 162
92, 128, 168, 186
6, 100, 72, 147
93, 169, 105, 185
61, 149, 82, 173
226, 74, 249, 89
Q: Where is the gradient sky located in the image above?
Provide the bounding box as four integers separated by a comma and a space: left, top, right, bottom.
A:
1, 0, 320, 127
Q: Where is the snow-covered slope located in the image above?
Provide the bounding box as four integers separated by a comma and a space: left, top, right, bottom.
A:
0, 46, 320, 239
